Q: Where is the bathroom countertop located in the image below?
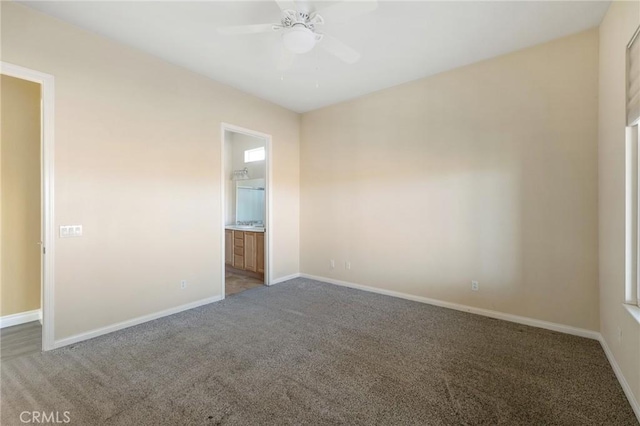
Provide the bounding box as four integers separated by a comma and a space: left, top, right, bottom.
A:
225, 226, 265, 233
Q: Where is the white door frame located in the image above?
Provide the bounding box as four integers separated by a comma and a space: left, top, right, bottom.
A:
1, 62, 56, 351
220, 123, 273, 297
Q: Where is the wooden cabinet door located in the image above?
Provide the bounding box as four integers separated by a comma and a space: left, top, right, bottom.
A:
257, 233, 264, 274
225, 230, 233, 265
244, 232, 257, 272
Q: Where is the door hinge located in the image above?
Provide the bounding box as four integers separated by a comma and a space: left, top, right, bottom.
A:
43, 246, 46, 255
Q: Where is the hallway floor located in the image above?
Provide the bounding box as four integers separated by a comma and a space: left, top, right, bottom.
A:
0, 321, 41, 362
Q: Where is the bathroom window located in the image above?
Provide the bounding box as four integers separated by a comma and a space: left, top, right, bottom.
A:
244, 147, 265, 163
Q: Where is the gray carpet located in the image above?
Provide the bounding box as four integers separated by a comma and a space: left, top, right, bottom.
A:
1, 278, 637, 425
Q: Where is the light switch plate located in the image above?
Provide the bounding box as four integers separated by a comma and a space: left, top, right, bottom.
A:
60, 225, 83, 238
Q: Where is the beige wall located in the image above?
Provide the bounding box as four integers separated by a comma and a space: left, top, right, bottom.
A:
0, 75, 42, 316
1, 2, 300, 340
301, 29, 599, 331
599, 0, 640, 412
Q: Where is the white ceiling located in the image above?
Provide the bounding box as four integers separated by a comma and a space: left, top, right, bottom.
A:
21, 1, 610, 113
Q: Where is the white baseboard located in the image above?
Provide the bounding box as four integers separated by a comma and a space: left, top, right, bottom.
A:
270, 273, 301, 285
0, 309, 41, 329
299, 274, 600, 340
52, 295, 223, 349
599, 335, 640, 422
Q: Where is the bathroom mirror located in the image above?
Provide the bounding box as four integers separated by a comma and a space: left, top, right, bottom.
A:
236, 178, 265, 223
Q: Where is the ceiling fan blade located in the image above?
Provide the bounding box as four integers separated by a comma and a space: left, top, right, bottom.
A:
218, 23, 282, 36
275, 0, 296, 12
319, 34, 361, 64
316, 0, 378, 22
278, 47, 295, 71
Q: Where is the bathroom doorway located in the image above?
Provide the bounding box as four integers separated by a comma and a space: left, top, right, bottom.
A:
221, 124, 271, 297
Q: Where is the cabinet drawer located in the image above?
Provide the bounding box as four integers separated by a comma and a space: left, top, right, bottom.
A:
234, 231, 244, 239
234, 254, 244, 268
234, 237, 244, 248
234, 246, 244, 256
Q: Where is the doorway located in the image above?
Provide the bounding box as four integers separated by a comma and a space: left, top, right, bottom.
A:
0, 62, 55, 352
221, 124, 272, 297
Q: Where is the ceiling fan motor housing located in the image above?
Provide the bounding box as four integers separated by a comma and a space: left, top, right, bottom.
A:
281, 9, 323, 31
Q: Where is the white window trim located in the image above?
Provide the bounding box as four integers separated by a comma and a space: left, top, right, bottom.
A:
624, 303, 640, 324
625, 124, 640, 323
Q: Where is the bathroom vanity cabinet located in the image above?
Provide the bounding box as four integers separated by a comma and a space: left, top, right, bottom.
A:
225, 229, 264, 279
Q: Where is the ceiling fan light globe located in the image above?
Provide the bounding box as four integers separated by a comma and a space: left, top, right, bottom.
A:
282, 26, 316, 54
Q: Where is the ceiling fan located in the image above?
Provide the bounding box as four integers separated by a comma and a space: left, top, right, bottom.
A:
218, 0, 378, 70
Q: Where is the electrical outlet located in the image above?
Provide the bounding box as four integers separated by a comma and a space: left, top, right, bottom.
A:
345, 261, 351, 270
471, 281, 479, 291
180, 280, 187, 290
330, 259, 335, 269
